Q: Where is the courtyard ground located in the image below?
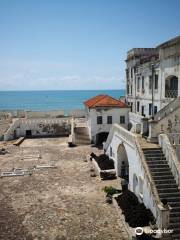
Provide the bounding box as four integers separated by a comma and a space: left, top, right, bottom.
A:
0, 137, 129, 240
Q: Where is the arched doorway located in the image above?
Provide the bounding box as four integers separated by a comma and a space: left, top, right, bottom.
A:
165, 75, 178, 98
117, 143, 129, 182
96, 132, 109, 146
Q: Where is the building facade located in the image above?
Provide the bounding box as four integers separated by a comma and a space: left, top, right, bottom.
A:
84, 95, 130, 144
126, 36, 180, 118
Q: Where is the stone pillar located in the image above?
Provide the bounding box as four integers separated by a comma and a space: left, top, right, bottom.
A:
157, 203, 171, 239
147, 120, 158, 142
135, 123, 141, 134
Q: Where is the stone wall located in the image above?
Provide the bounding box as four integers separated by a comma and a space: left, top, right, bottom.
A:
148, 106, 180, 141
104, 124, 169, 229
25, 110, 65, 118
4, 118, 71, 141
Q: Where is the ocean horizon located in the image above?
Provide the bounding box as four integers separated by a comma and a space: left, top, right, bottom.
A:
0, 89, 126, 112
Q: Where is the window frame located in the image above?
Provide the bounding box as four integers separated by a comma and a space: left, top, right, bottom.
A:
120, 115, 125, 124
155, 74, 158, 90
149, 76, 152, 90
107, 116, 112, 124
97, 116, 103, 125
137, 101, 140, 112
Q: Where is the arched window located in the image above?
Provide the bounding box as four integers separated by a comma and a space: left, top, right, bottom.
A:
165, 75, 178, 98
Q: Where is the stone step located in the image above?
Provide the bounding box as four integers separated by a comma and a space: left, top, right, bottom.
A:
170, 211, 180, 218
172, 234, 180, 240
169, 202, 180, 208
145, 157, 166, 160
76, 138, 90, 142
169, 222, 180, 230
75, 135, 90, 141
75, 142, 91, 146
150, 168, 171, 173
153, 178, 176, 185
171, 207, 180, 212
151, 172, 172, 177
158, 188, 179, 194
75, 139, 90, 143
144, 152, 165, 157
156, 184, 177, 189
148, 164, 169, 168
170, 217, 180, 224
75, 128, 88, 133
146, 160, 168, 164
142, 148, 162, 151
159, 192, 180, 198
173, 231, 180, 237
161, 197, 180, 202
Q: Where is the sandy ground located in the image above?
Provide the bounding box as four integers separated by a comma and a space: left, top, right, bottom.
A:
0, 138, 129, 240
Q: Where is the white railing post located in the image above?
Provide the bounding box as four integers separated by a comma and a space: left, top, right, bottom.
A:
159, 134, 180, 187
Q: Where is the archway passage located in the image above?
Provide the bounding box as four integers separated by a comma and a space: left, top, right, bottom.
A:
117, 144, 129, 182
26, 130, 32, 137
165, 75, 178, 98
96, 132, 109, 146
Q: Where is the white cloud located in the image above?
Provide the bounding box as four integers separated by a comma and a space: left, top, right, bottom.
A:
0, 61, 125, 90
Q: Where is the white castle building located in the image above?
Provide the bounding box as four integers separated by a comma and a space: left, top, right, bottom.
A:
126, 36, 180, 118
103, 36, 180, 239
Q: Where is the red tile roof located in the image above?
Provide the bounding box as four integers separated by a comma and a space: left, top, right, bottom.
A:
84, 94, 128, 108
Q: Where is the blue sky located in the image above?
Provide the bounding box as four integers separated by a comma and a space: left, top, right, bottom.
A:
0, 0, 180, 90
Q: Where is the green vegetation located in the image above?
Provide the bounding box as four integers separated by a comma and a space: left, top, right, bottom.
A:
103, 186, 121, 196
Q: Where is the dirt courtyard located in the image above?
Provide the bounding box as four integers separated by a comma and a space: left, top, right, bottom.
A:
0, 137, 129, 240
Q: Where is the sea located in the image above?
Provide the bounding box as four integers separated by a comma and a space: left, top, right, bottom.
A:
0, 90, 125, 113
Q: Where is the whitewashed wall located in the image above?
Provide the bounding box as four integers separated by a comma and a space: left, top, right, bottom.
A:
86, 107, 129, 142
26, 110, 65, 118
126, 41, 180, 118
149, 107, 180, 140
4, 118, 71, 141
68, 109, 86, 118
105, 133, 158, 219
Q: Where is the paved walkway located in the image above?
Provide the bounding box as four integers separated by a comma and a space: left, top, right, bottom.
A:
0, 138, 129, 240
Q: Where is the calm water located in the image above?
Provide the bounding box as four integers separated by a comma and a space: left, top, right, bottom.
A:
0, 90, 125, 112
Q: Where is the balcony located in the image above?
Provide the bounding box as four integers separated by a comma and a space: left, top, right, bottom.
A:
165, 89, 178, 98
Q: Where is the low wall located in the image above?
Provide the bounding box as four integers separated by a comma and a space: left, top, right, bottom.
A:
68, 109, 86, 118
4, 118, 72, 141
25, 110, 65, 118
91, 158, 116, 180
148, 105, 180, 141
159, 134, 180, 187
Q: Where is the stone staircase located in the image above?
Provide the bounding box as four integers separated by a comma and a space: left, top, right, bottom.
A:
154, 96, 180, 121
0, 121, 11, 140
143, 147, 180, 240
74, 127, 91, 145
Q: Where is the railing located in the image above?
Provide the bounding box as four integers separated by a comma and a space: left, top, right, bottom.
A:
165, 89, 178, 98
167, 133, 180, 145
154, 96, 180, 121
104, 124, 135, 151
159, 134, 180, 186
134, 136, 170, 229
4, 119, 20, 140
0, 119, 12, 125
104, 124, 170, 229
